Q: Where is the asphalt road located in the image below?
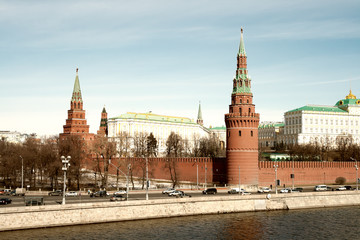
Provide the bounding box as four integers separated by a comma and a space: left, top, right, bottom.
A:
1, 185, 356, 208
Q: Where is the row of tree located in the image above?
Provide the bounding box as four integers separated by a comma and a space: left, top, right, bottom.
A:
265, 135, 360, 162
0, 131, 225, 190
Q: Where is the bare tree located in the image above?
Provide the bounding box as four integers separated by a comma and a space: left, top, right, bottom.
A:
165, 132, 183, 187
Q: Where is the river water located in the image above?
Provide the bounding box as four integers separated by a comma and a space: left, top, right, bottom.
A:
3, 206, 359, 240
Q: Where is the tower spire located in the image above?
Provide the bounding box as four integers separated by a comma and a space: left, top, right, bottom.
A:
234, 28, 251, 94
71, 68, 83, 110
197, 101, 203, 126
238, 28, 246, 56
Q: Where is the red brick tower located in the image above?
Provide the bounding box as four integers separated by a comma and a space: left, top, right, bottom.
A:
225, 29, 260, 186
60, 68, 95, 142
97, 106, 108, 136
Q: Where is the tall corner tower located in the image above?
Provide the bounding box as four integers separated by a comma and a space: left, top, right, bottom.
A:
97, 106, 108, 136
60, 68, 94, 142
224, 28, 260, 186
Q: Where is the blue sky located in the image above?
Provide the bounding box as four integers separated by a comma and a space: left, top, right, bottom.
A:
1, 0, 360, 136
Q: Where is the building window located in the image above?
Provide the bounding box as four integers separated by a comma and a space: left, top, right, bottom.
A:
251, 130, 253, 137
239, 130, 241, 136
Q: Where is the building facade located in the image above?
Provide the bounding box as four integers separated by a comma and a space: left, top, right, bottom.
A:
258, 122, 284, 149
282, 91, 360, 146
225, 28, 260, 186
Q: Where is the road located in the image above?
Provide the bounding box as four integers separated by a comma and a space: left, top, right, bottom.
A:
1, 185, 356, 208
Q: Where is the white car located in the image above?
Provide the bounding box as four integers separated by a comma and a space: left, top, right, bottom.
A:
336, 186, 346, 191
241, 191, 251, 195
114, 190, 127, 195
168, 190, 183, 196
228, 188, 246, 194
162, 188, 175, 194
258, 187, 272, 193
280, 188, 292, 193
65, 191, 78, 197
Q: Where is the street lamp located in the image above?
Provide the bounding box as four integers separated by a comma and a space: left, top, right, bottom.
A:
61, 156, 71, 205
108, 159, 131, 201
274, 163, 278, 194
19, 155, 24, 189
350, 157, 359, 191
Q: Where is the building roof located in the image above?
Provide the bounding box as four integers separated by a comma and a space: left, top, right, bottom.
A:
286, 105, 347, 113
209, 126, 226, 130
110, 112, 197, 125
259, 122, 285, 129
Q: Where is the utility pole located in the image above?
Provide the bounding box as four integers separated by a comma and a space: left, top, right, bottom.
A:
146, 157, 149, 200
238, 166, 241, 195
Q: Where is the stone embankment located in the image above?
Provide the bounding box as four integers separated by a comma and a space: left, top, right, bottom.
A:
1, 191, 359, 232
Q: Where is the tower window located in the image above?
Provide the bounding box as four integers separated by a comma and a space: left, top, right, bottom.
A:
251, 130, 253, 137
247, 99, 249, 103
249, 108, 251, 114
228, 131, 230, 137
239, 130, 241, 136
240, 99, 242, 103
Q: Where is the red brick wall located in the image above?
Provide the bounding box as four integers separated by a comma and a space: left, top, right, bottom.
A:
258, 161, 357, 187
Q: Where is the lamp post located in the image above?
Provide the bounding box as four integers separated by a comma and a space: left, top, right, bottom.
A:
350, 157, 358, 191
61, 156, 71, 205
19, 155, 24, 189
205, 161, 207, 190
238, 166, 241, 195
108, 159, 131, 201
146, 157, 149, 200
274, 163, 278, 194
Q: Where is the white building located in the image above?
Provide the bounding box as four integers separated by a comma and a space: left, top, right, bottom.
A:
0, 131, 33, 144
281, 91, 360, 146
107, 108, 226, 155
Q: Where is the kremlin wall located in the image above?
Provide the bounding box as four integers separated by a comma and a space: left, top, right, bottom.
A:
60, 29, 360, 189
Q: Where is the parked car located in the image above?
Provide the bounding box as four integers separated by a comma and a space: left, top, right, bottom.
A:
344, 185, 354, 190
48, 190, 63, 196
0, 190, 5, 195
241, 191, 251, 195
114, 190, 127, 195
228, 188, 245, 194
65, 191, 78, 197
168, 190, 184, 197
110, 194, 127, 201
0, 198, 12, 205
314, 185, 327, 191
280, 188, 292, 193
291, 188, 303, 192
4, 189, 12, 195
162, 188, 175, 194
25, 197, 44, 206
336, 186, 346, 191
258, 187, 271, 193
202, 188, 217, 194
90, 190, 108, 197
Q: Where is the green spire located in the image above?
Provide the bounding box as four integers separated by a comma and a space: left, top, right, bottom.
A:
197, 101, 203, 121
238, 28, 246, 56
197, 101, 203, 125
102, 105, 107, 113
71, 68, 83, 103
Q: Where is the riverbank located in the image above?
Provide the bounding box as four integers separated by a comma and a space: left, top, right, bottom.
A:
1, 191, 359, 232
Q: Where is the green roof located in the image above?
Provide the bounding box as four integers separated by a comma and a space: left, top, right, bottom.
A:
258, 123, 284, 129
335, 98, 360, 107
286, 105, 347, 113
110, 112, 196, 125
209, 126, 226, 130
238, 28, 246, 56
71, 69, 83, 103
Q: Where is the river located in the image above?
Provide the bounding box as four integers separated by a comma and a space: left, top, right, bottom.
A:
2, 206, 359, 239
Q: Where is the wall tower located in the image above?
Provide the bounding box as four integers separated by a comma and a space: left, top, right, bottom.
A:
60, 68, 94, 142
225, 29, 260, 186
97, 106, 108, 136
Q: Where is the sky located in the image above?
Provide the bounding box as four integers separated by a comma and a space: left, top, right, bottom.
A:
1, 0, 360, 137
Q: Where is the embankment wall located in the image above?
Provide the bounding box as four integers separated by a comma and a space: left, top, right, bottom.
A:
1, 192, 360, 232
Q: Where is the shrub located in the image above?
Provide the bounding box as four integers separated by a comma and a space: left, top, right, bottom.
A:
335, 177, 346, 185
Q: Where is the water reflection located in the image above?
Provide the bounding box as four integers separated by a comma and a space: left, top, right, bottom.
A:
2, 206, 360, 240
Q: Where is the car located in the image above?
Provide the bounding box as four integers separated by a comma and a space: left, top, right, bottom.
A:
176, 192, 192, 198
228, 188, 245, 194
280, 188, 292, 193
90, 190, 108, 197
48, 190, 63, 196
0, 190, 5, 195
336, 186, 346, 191
241, 191, 251, 195
291, 188, 303, 192
0, 198, 12, 205
344, 185, 354, 190
162, 188, 175, 194
258, 187, 272, 193
202, 188, 217, 194
4, 189, 12, 195
110, 194, 127, 201
65, 191, 78, 197
168, 190, 184, 197
114, 190, 127, 195
314, 185, 327, 191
